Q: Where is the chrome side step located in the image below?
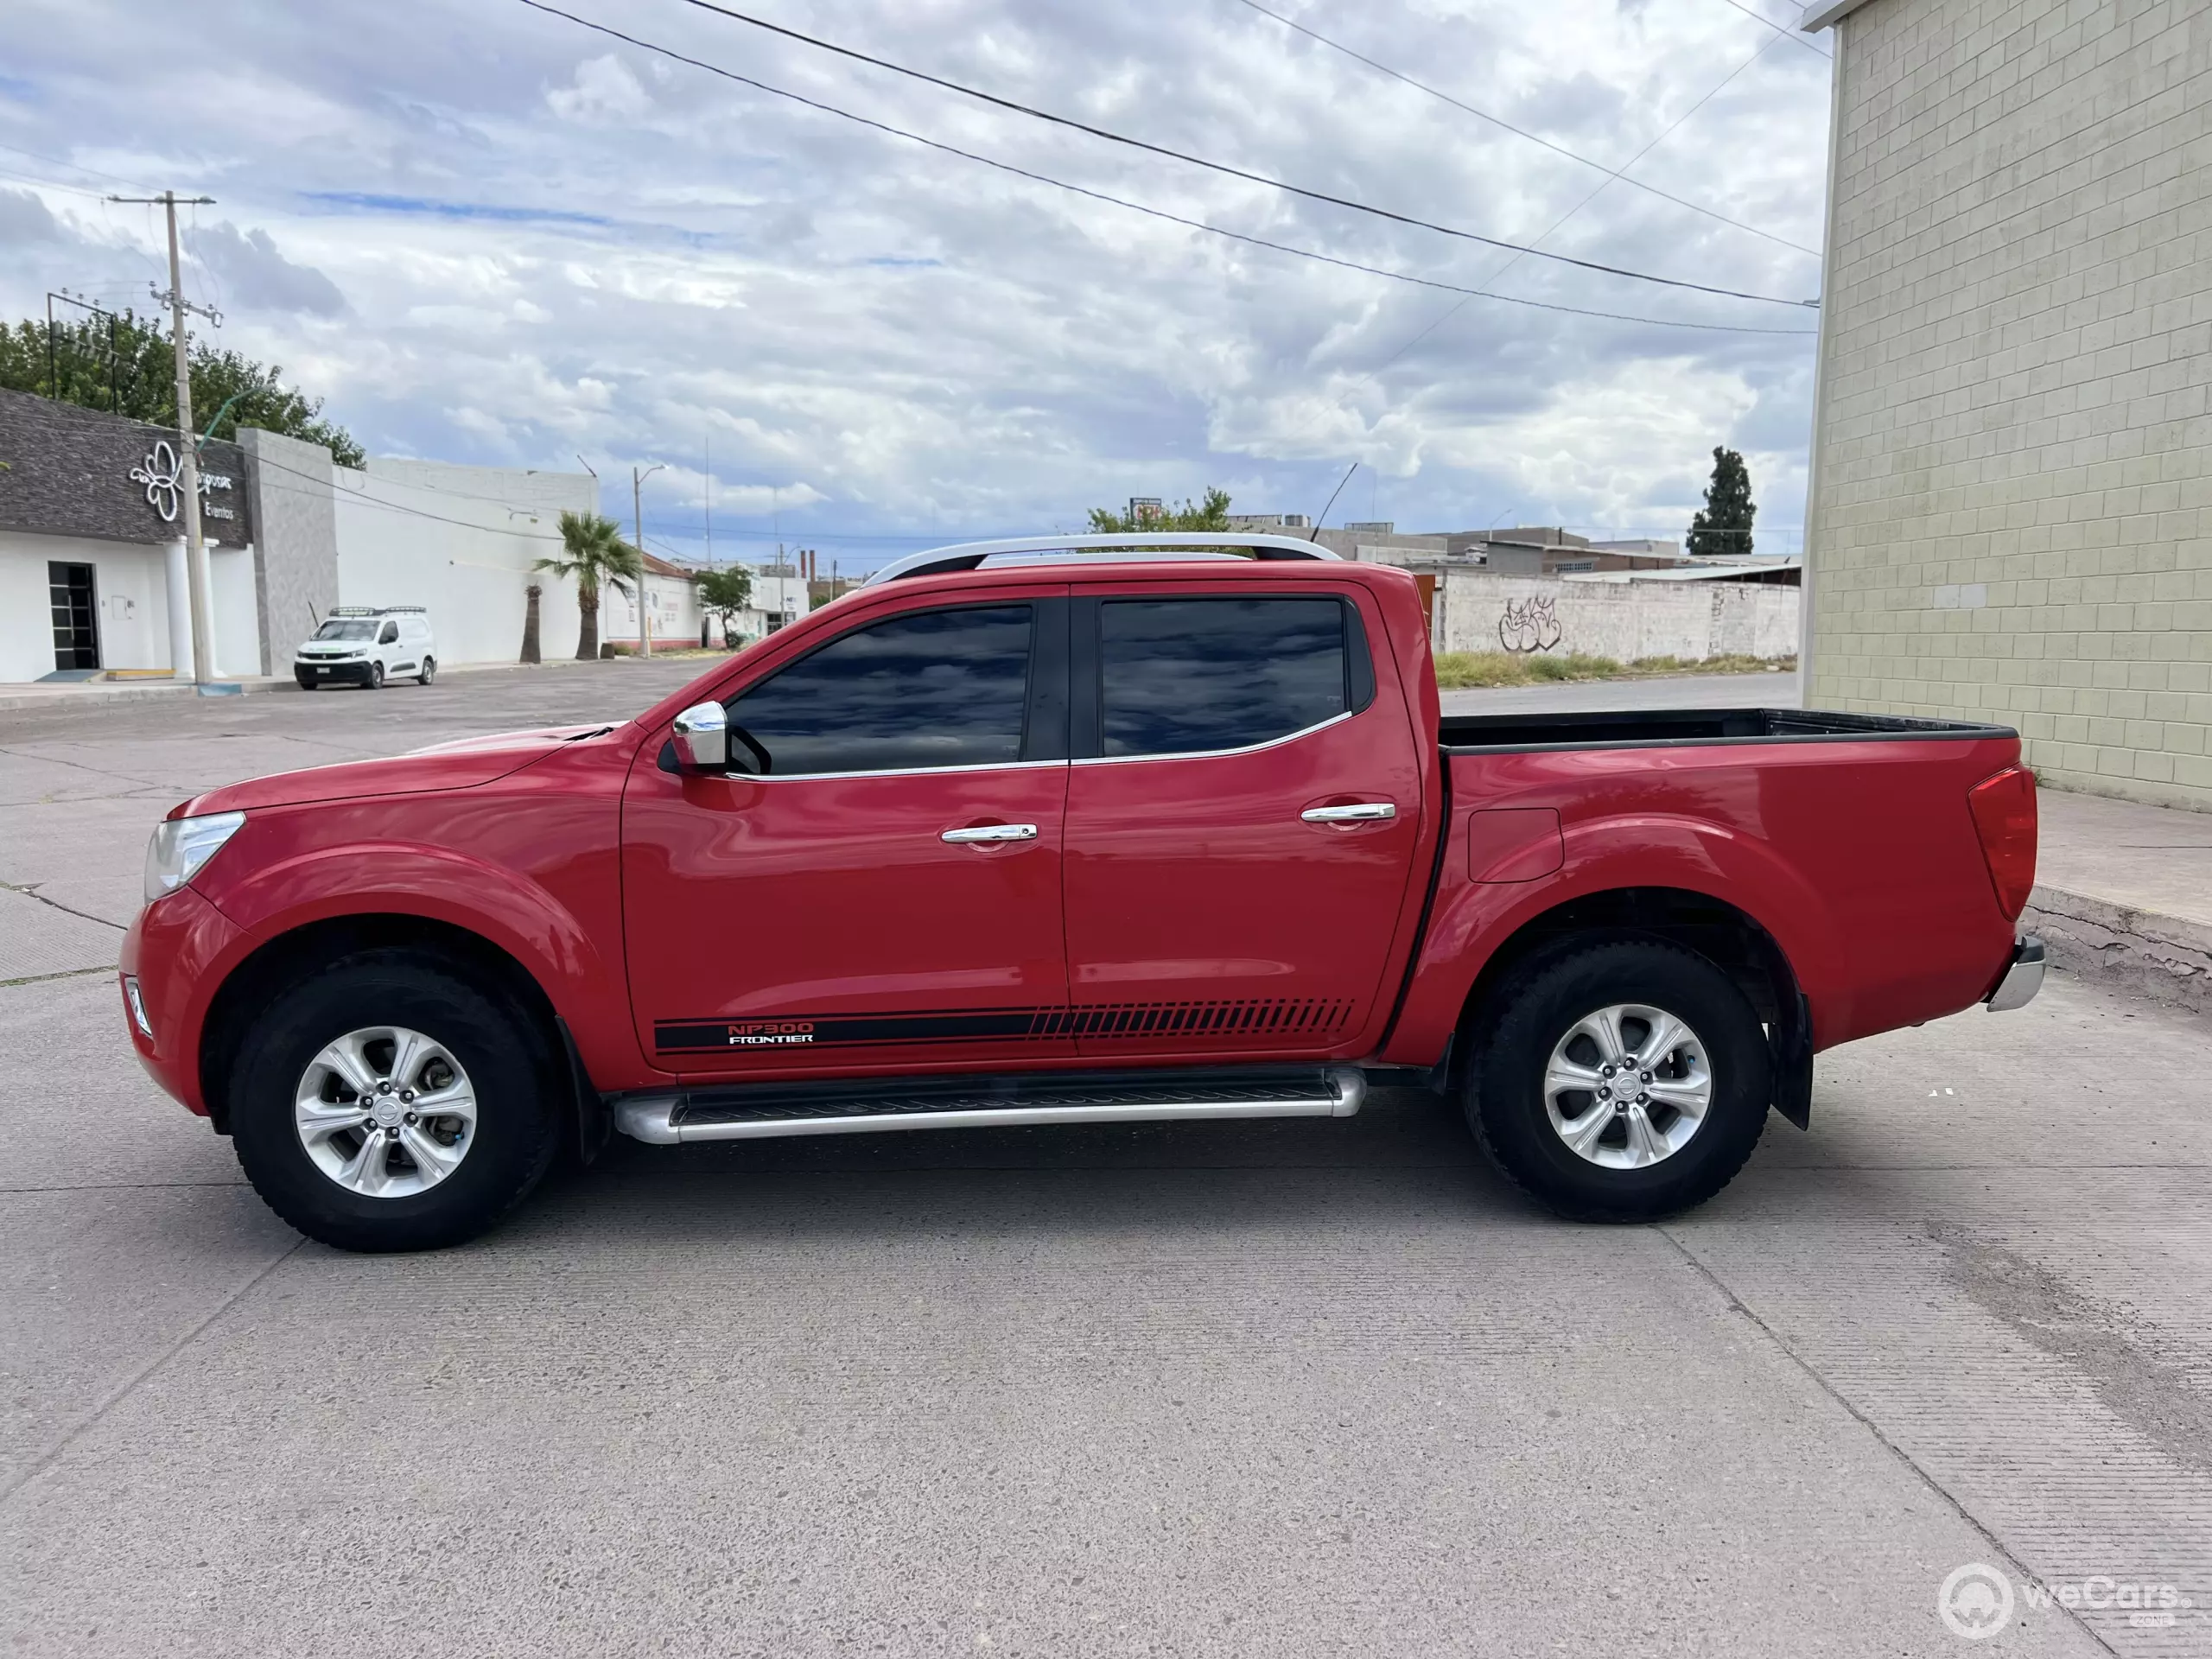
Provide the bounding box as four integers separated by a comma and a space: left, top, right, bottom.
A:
611, 1066, 1367, 1146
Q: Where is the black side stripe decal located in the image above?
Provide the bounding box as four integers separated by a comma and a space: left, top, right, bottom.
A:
655, 998, 1356, 1053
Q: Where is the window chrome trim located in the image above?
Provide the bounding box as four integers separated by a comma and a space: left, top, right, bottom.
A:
1071, 709, 1355, 767
729, 756, 1071, 785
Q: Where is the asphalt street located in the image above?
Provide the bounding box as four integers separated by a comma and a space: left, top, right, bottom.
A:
3, 661, 2205, 1657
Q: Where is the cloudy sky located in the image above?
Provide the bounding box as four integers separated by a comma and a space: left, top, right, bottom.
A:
3, 0, 1834, 572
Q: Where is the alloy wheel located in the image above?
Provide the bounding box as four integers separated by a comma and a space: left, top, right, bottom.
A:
293, 1025, 477, 1198
1542, 1002, 1713, 1170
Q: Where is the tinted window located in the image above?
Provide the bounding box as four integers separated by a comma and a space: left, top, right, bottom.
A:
728, 606, 1033, 775
1100, 598, 1348, 757
378, 621, 399, 645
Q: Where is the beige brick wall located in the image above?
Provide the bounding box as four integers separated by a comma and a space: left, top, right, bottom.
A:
1805, 0, 2212, 810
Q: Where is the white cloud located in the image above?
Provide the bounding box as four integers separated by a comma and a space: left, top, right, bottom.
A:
0, 0, 1833, 563
547, 54, 652, 124
188, 221, 346, 315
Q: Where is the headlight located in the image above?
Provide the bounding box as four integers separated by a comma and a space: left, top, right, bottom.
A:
144, 811, 246, 904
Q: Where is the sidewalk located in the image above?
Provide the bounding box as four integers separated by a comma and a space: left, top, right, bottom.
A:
2029, 786, 2212, 1014
0, 654, 659, 715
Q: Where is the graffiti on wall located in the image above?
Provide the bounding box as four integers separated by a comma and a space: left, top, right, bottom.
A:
1497, 595, 1562, 653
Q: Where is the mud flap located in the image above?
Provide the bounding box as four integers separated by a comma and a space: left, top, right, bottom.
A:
1769, 991, 1814, 1131
556, 1016, 611, 1165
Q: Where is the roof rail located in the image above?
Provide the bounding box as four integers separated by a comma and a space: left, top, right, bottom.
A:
327, 605, 429, 616
863, 531, 1342, 586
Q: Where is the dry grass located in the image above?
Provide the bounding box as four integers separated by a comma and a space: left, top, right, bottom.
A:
1431, 651, 1796, 690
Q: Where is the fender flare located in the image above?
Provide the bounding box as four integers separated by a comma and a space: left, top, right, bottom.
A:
196, 842, 648, 1090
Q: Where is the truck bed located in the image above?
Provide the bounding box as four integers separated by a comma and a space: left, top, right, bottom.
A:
1440, 707, 2017, 753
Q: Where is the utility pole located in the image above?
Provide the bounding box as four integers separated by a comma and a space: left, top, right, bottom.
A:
110, 191, 218, 685
632, 462, 663, 656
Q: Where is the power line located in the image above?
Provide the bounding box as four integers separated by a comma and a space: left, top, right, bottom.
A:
512, 2, 1811, 335
662, 0, 1815, 309
0, 141, 159, 190
1229, 0, 1820, 257
0, 166, 114, 202
1350, 27, 1803, 393
1710, 0, 1833, 60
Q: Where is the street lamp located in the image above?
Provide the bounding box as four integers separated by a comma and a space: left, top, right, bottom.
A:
633, 462, 664, 655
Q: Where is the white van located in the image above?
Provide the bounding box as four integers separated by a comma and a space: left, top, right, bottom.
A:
293, 607, 436, 690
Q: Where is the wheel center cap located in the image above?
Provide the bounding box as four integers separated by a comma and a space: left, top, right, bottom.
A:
1611, 1075, 1641, 1101
370, 1099, 404, 1128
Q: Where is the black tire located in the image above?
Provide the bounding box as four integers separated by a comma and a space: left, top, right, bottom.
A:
1465, 939, 1770, 1222
417, 656, 436, 686
368, 661, 385, 690
227, 948, 562, 1251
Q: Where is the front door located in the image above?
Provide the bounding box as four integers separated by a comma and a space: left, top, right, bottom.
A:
1061, 586, 1425, 1061
49, 563, 99, 671
623, 590, 1075, 1076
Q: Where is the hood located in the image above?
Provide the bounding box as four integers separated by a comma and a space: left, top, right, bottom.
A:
404, 721, 617, 757
176, 722, 619, 817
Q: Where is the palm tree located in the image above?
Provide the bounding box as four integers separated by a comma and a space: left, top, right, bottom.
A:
535, 511, 643, 660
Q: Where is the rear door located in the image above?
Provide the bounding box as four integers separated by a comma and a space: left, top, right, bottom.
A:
1060, 582, 1425, 1060
621, 588, 1076, 1076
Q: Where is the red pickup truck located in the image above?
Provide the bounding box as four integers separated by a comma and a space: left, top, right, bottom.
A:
120, 534, 2044, 1252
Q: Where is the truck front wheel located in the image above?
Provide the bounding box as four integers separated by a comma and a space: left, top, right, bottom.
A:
226, 948, 562, 1251
1466, 940, 1770, 1221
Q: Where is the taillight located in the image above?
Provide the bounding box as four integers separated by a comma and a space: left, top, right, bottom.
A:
1967, 766, 2037, 920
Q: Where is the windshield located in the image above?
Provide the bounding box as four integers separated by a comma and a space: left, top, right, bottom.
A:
314, 620, 377, 641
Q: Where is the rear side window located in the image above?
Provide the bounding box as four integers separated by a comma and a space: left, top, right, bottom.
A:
727, 605, 1033, 775
1099, 597, 1351, 757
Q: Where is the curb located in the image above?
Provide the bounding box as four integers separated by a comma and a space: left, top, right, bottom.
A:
2023, 885, 2211, 1017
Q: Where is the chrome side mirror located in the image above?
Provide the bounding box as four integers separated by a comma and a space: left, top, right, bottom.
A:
671, 702, 728, 771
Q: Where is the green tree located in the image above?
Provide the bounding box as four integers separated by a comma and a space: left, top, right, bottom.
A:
533, 511, 643, 661
1687, 447, 1756, 558
696, 565, 754, 647
1086, 486, 1231, 533
0, 308, 365, 467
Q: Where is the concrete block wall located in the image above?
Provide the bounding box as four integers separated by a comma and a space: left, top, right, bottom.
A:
1804, 0, 2212, 810
239, 428, 340, 661
1437, 569, 1800, 662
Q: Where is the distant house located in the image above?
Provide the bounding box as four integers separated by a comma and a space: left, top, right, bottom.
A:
600, 550, 704, 652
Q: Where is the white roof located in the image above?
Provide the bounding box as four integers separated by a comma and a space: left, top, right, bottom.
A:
1800, 0, 1872, 30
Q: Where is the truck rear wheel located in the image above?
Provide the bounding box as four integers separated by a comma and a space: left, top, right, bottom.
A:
1465, 939, 1770, 1221
226, 947, 561, 1251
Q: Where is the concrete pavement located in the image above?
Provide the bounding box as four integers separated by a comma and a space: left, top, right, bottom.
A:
3, 661, 2206, 1656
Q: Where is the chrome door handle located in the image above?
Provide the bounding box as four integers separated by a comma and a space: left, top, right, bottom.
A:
941, 823, 1039, 843
1302, 802, 1396, 823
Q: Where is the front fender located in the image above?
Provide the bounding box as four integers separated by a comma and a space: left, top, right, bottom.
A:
191, 838, 652, 1091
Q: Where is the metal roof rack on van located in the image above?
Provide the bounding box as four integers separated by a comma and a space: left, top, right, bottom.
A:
327, 606, 429, 616
862, 532, 1342, 587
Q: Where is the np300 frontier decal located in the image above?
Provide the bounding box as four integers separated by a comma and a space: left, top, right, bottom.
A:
653, 996, 1357, 1054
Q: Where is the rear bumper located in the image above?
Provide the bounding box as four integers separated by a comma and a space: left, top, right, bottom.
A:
295, 660, 373, 686
1984, 936, 2045, 1012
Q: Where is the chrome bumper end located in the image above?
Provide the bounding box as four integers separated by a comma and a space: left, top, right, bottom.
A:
1985, 936, 2045, 1012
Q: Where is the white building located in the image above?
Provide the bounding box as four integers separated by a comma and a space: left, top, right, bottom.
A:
330, 454, 596, 665
0, 389, 720, 681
